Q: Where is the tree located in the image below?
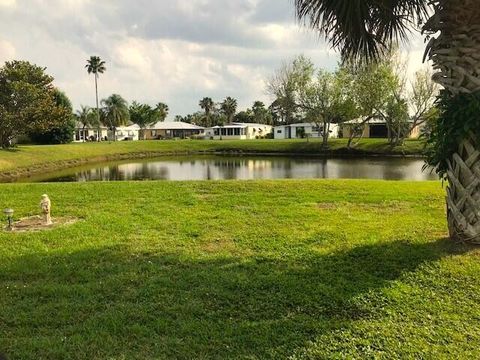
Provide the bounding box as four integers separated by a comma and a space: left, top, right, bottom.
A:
408, 68, 440, 139
268, 56, 357, 146
220, 97, 238, 124
298, 65, 357, 147
29, 89, 76, 144
101, 94, 130, 141
199, 97, 215, 127
129, 101, 159, 140
155, 102, 169, 122
76, 106, 92, 142
252, 101, 273, 125
266, 59, 301, 125
234, 110, 254, 124
294, 0, 480, 242
0, 60, 71, 148
86, 56, 106, 141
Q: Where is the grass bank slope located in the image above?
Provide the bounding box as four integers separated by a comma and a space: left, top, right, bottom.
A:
0, 138, 424, 180
1, 179, 479, 359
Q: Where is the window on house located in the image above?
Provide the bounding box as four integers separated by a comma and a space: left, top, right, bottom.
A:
234, 128, 240, 136
277, 129, 282, 133
227, 128, 233, 136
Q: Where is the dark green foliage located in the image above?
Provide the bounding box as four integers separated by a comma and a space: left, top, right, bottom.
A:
28, 89, 75, 144
234, 110, 254, 123
29, 118, 75, 144
425, 91, 480, 178
0, 61, 72, 147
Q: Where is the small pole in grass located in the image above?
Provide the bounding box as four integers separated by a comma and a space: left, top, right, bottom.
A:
3, 208, 14, 231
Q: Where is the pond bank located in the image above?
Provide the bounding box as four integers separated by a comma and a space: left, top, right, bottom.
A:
0, 139, 426, 181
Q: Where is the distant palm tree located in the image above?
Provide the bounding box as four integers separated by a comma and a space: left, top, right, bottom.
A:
199, 97, 215, 127
220, 97, 238, 124
86, 56, 106, 141
294, 0, 480, 243
76, 105, 92, 142
101, 94, 130, 141
155, 102, 169, 122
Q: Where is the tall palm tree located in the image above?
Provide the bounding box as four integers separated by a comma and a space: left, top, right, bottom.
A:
86, 56, 106, 141
199, 97, 215, 127
220, 97, 238, 124
155, 102, 169, 122
295, 0, 480, 243
76, 105, 92, 142
101, 94, 130, 141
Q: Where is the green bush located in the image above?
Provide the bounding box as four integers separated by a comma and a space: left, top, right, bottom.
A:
425, 90, 480, 178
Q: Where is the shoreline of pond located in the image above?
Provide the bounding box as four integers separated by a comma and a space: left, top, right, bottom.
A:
3, 152, 436, 183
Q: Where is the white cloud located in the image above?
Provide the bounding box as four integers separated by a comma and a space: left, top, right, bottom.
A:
0, 39, 15, 63
0, 0, 426, 118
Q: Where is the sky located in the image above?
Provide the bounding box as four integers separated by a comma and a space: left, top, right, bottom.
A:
0, 0, 428, 119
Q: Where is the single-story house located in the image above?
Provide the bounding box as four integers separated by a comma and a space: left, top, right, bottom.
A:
111, 124, 140, 141
274, 123, 339, 140
341, 119, 421, 139
142, 121, 205, 140
205, 123, 273, 140
73, 122, 108, 142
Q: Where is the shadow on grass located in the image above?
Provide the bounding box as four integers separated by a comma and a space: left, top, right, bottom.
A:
0, 147, 20, 153
0, 238, 468, 359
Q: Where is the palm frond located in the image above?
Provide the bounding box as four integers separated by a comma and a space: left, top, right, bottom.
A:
295, 0, 430, 61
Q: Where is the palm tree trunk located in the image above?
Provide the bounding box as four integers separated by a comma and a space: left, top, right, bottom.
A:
95, 73, 100, 142
425, 0, 480, 243
446, 134, 480, 243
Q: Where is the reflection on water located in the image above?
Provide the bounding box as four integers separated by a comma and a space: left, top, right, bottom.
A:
17, 156, 438, 183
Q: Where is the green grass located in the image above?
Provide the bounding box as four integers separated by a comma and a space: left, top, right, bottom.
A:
0, 139, 425, 180
1, 179, 479, 359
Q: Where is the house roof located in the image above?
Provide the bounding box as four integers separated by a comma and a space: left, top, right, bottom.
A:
147, 121, 204, 130
342, 118, 415, 125
232, 123, 272, 128
209, 123, 273, 129
117, 124, 141, 131
74, 121, 108, 130
274, 122, 338, 128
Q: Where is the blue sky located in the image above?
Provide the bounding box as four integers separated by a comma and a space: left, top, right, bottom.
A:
0, 0, 426, 118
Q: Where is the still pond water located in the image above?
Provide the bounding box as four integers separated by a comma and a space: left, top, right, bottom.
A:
17, 156, 437, 182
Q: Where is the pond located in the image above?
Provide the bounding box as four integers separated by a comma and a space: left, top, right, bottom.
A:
15, 156, 438, 182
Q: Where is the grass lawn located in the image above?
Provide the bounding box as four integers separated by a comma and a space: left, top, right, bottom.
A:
0, 139, 425, 180
1, 179, 479, 359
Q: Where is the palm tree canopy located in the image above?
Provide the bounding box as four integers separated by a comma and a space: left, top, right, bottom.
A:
221, 97, 238, 119
86, 56, 106, 75
76, 105, 92, 127
199, 97, 215, 113
155, 102, 169, 121
295, 0, 431, 61
101, 94, 130, 128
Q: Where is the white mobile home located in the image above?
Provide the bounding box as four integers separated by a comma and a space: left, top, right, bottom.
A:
205, 123, 273, 140
142, 121, 204, 140
274, 123, 339, 140
112, 124, 141, 141
73, 122, 108, 142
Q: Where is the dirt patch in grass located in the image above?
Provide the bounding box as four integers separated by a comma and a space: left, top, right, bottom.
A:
5, 216, 79, 232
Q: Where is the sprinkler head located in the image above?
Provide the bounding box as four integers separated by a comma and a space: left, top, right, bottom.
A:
3, 208, 14, 231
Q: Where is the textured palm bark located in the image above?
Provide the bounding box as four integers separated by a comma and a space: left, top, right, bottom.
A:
424, 0, 480, 242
